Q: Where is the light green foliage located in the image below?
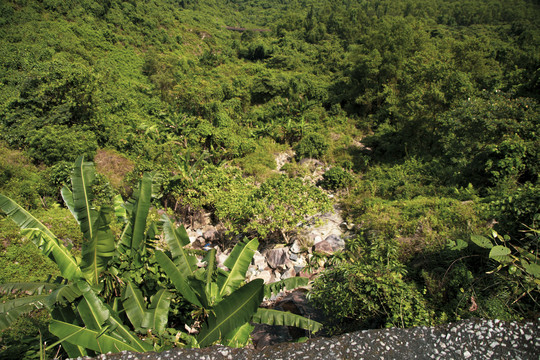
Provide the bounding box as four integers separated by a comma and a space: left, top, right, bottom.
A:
310, 233, 435, 334
343, 159, 481, 253
351, 196, 479, 251
233, 139, 285, 181
0, 0, 539, 353
244, 175, 332, 240
294, 132, 329, 160
0, 144, 52, 209
0, 241, 60, 284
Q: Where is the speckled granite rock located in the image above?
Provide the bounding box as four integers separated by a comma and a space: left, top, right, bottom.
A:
74, 319, 539, 360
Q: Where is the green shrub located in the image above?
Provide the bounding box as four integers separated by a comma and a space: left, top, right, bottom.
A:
319, 167, 354, 190
0, 144, 51, 209
27, 125, 98, 166
294, 132, 328, 160
311, 263, 435, 333
234, 139, 285, 181
310, 233, 435, 334
244, 175, 332, 240
0, 310, 56, 360
484, 183, 540, 236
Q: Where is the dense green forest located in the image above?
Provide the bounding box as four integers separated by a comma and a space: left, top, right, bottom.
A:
0, 0, 539, 357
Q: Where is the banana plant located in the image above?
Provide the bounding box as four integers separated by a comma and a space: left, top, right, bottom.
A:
0, 156, 166, 357
155, 217, 322, 347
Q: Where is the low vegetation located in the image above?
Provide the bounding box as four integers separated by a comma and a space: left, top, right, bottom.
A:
0, 0, 538, 357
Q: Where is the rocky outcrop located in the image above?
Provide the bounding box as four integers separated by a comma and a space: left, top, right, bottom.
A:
181, 204, 351, 284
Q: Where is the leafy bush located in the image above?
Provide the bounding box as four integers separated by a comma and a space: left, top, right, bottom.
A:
294, 132, 328, 160
319, 167, 354, 190
244, 175, 332, 240
27, 125, 98, 166
310, 233, 435, 334
233, 139, 285, 181
484, 183, 540, 236
0, 144, 51, 208
434, 93, 539, 189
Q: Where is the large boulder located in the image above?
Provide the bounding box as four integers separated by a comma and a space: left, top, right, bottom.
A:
252, 251, 267, 271
265, 248, 292, 270
203, 226, 219, 242
314, 234, 345, 254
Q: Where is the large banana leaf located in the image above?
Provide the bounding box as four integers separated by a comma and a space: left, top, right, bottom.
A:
80, 206, 116, 285
219, 238, 258, 297
74, 282, 152, 352
77, 298, 105, 331
49, 320, 146, 354
122, 282, 146, 330
70, 156, 98, 242
141, 289, 172, 334
162, 215, 196, 277
187, 275, 210, 309
264, 277, 309, 299
205, 249, 218, 304
252, 308, 322, 333
0, 281, 58, 295
120, 173, 153, 252
145, 220, 159, 249
223, 323, 254, 348
0, 295, 49, 330
77, 281, 110, 327
196, 279, 264, 347
0, 194, 56, 239
113, 194, 127, 221
61, 186, 76, 220
50, 307, 88, 358
21, 228, 82, 281
155, 250, 202, 307
104, 308, 153, 352
48, 283, 82, 305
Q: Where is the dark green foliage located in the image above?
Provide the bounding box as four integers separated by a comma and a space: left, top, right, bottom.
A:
484, 184, 540, 236
310, 233, 435, 334
311, 263, 435, 333
434, 92, 539, 189
27, 125, 98, 165
0, 310, 56, 360
319, 167, 353, 190
294, 133, 328, 160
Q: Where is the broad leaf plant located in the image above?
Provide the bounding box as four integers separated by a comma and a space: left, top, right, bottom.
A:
0, 156, 320, 357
